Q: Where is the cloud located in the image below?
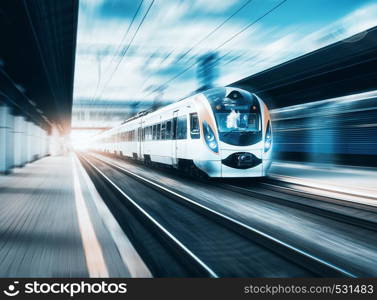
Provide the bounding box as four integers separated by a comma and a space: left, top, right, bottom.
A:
219, 2, 377, 86
73, 0, 377, 104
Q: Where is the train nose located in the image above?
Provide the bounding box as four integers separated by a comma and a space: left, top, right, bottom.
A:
222, 152, 262, 169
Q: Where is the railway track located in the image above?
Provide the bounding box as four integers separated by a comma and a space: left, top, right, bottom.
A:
91, 152, 377, 232
79, 152, 358, 278
221, 180, 377, 233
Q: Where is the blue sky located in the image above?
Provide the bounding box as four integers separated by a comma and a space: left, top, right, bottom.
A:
73, 0, 377, 104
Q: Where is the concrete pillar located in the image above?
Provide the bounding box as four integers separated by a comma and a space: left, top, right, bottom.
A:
25, 121, 33, 163
43, 129, 49, 156
39, 128, 43, 157
31, 123, 38, 162
20, 117, 28, 166
13, 116, 26, 167
34, 125, 40, 160
45, 132, 50, 156
0, 104, 15, 174
40, 129, 46, 157
14, 117, 49, 166
0, 105, 9, 173
38, 127, 44, 157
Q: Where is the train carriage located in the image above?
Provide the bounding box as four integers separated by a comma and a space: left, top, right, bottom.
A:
92, 87, 272, 177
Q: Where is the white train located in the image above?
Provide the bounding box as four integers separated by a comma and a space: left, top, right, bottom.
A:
92, 87, 272, 177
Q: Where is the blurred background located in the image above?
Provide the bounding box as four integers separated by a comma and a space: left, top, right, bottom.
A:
0, 0, 377, 279
71, 0, 377, 166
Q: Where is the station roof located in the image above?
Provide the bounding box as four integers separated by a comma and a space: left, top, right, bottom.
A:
232, 26, 377, 109
0, 0, 78, 134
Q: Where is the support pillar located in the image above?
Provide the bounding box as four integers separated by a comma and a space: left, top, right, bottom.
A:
13, 115, 26, 167
0, 104, 15, 174
25, 120, 33, 163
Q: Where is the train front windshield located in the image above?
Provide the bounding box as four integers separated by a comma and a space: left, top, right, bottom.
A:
215, 112, 260, 132
205, 88, 262, 146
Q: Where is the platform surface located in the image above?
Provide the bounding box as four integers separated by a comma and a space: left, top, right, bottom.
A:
270, 161, 377, 204
0, 154, 148, 277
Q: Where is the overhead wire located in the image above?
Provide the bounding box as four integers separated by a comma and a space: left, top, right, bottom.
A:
154, 0, 288, 91
93, 0, 155, 103
140, 0, 255, 91
88, 0, 145, 106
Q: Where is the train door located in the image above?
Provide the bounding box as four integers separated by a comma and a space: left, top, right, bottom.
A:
139, 120, 145, 160
172, 111, 178, 166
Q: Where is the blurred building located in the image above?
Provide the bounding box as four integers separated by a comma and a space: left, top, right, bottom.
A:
196, 52, 219, 92
271, 91, 377, 166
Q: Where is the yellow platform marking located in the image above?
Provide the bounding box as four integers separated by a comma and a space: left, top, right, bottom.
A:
72, 155, 109, 277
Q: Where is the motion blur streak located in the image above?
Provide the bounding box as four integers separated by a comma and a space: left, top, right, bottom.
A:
271, 91, 377, 167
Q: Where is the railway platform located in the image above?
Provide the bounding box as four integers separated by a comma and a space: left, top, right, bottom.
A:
270, 161, 377, 205
0, 154, 150, 277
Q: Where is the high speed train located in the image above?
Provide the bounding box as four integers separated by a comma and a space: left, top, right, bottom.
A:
92, 87, 272, 177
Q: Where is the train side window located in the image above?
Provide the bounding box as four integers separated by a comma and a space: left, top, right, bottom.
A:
166, 120, 172, 140
156, 124, 161, 140
172, 117, 177, 140
177, 115, 187, 140
190, 113, 200, 139
161, 122, 166, 140
152, 125, 156, 140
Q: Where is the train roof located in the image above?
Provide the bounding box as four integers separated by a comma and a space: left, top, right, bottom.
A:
93, 86, 254, 138
119, 87, 226, 126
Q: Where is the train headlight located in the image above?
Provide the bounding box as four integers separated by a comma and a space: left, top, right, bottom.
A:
264, 121, 272, 152
203, 121, 218, 153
